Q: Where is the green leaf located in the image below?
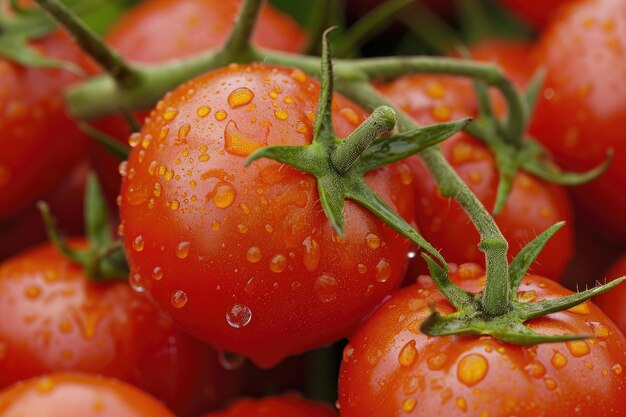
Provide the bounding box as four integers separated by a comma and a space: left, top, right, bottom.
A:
313, 27, 337, 146
84, 172, 111, 249
358, 118, 472, 172
422, 253, 474, 310
317, 175, 346, 237
508, 222, 565, 298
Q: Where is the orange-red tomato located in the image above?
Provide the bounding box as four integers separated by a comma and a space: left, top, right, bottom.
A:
92, 0, 306, 199
378, 66, 574, 280
339, 263, 626, 416
596, 254, 626, 336
0, 241, 241, 416
530, 0, 626, 242
119, 63, 415, 367
0, 31, 90, 218
0, 373, 176, 417
200, 395, 337, 417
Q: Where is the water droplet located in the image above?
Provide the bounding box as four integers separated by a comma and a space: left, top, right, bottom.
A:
290, 68, 307, 82
357, 264, 367, 274
343, 344, 354, 362
224, 120, 266, 156
176, 241, 191, 259
141, 134, 153, 149
402, 398, 417, 413
375, 259, 391, 283
457, 354, 488, 387
129, 273, 145, 293
226, 304, 252, 328
551, 350, 568, 369
566, 340, 590, 357
36, 377, 55, 393
398, 340, 418, 367
524, 361, 546, 378
228, 87, 254, 109
456, 397, 467, 411
365, 233, 381, 249
246, 247, 262, 263
340, 107, 360, 126
126, 185, 148, 206
218, 351, 246, 370
133, 235, 144, 252
269, 254, 288, 273
302, 236, 320, 272
274, 108, 289, 120
25, 286, 41, 299
171, 290, 188, 308
163, 107, 178, 121
210, 183, 236, 208
591, 322, 610, 339
197, 106, 211, 118
151, 266, 163, 281
567, 302, 590, 315
544, 377, 557, 390
215, 109, 228, 121
612, 364, 622, 375
118, 161, 128, 177
128, 132, 141, 147
315, 274, 338, 303
427, 352, 447, 371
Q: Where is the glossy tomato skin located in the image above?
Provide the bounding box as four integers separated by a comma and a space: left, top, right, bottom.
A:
378, 71, 574, 281
0, 373, 175, 417
0, 241, 241, 417
530, 0, 626, 242
500, 0, 572, 28
596, 254, 626, 336
119, 63, 415, 368
0, 31, 89, 218
92, 0, 306, 200
200, 395, 337, 417
339, 263, 626, 417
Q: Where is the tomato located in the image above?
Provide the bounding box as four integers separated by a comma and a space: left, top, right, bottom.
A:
529, 0, 626, 242
0, 159, 87, 262
499, 0, 572, 28
595, 254, 626, 336
0, 241, 241, 416
0, 31, 90, 218
378, 56, 574, 280
200, 395, 336, 417
0, 373, 175, 417
119, 63, 415, 367
338, 263, 626, 416
92, 0, 306, 199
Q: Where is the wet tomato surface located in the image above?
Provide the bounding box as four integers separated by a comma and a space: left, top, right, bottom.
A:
200, 395, 337, 417
119, 63, 415, 367
339, 264, 626, 417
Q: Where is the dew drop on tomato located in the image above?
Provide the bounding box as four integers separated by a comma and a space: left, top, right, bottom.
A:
171, 290, 188, 308
226, 304, 252, 329
129, 273, 145, 293
375, 259, 392, 283
314, 274, 339, 303
218, 351, 246, 370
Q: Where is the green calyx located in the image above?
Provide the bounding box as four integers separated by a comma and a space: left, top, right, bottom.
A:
38, 172, 128, 282
420, 222, 626, 344
246, 29, 469, 268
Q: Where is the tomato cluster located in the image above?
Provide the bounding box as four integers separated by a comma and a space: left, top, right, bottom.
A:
1, 0, 625, 415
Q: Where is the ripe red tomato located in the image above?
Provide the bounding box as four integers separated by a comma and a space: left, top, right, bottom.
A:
0, 241, 241, 416
339, 263, 626, 416
499, 0, 572, 28
200, 395, 336, 417
92, 0, 306, 199
530, 0, 626, 242
378, 68, 574, 281
119, 63, 415, 367
0, 373, 175, 417
595, 254, 626, 336
0, 31, 90, 218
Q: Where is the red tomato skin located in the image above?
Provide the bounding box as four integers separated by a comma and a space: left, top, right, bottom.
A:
378, 71, 573, 280
200, 395, 337, 417
0, 31, 89, 219
0, 241, 241, 417
596, 254, 626, 336
529, 0, 626, 242
339, 263, 626, 417
92, 0, 306, 200
500, 0, 573, 28
119, 63, 415, 368
0, 373, 176, 417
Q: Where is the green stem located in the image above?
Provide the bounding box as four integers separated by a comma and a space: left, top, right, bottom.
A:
331, 105, 396, 173
303, 0, 334, 55
398, 2, 462, 54
221, 0, 262, 60
33, 0, 139, 87
339, 81, 510, 316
